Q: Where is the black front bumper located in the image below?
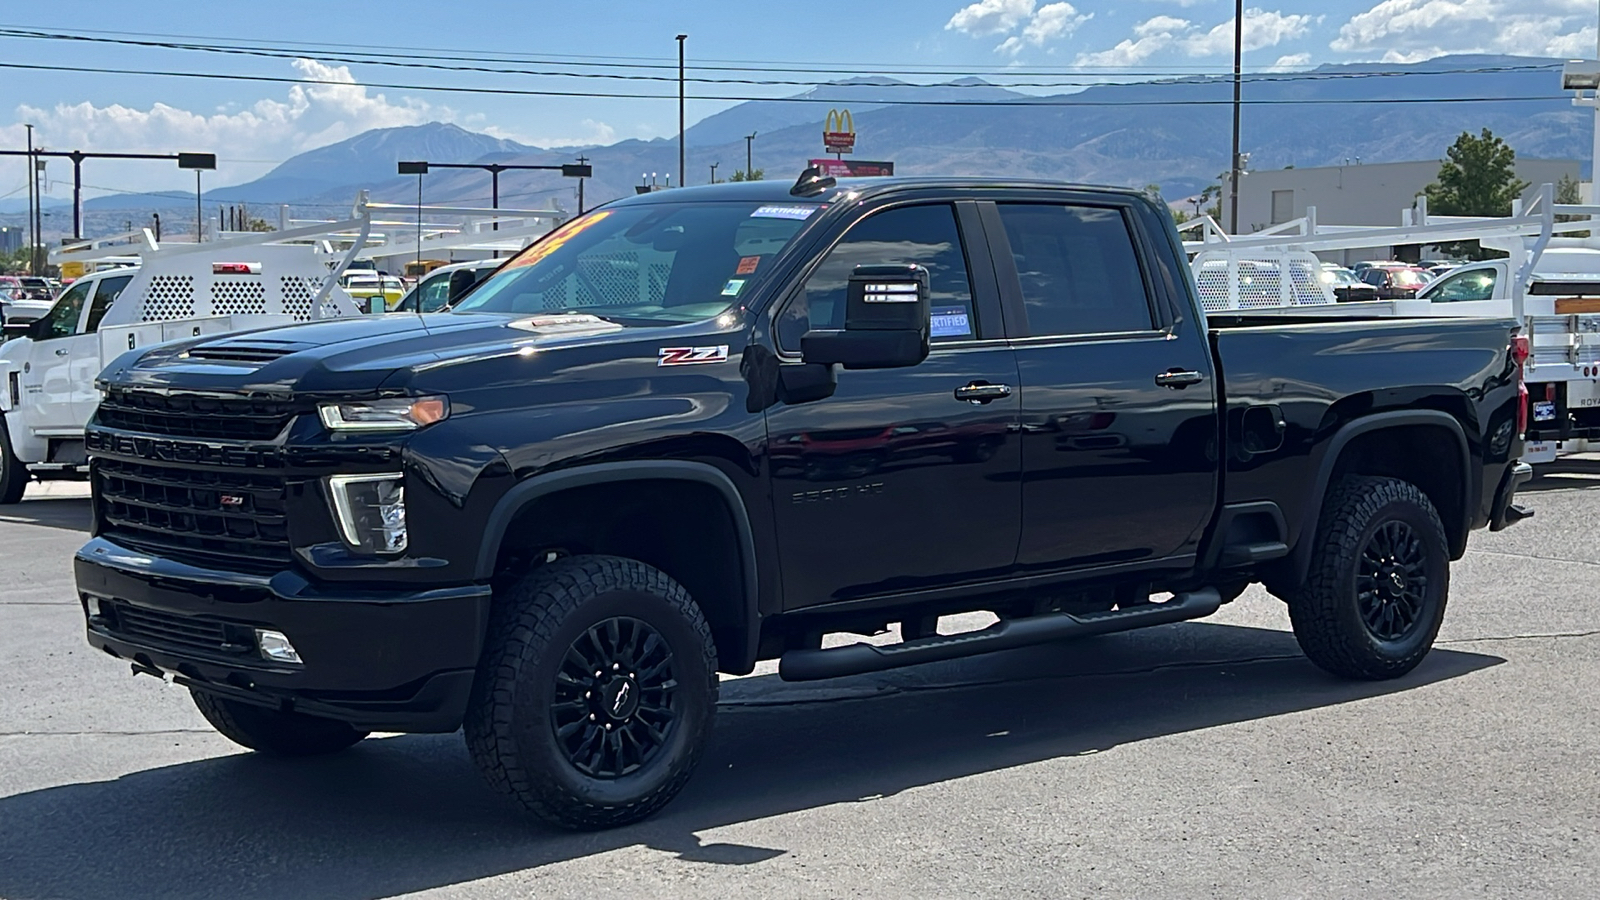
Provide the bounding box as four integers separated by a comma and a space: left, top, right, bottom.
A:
76, 537, 492, 733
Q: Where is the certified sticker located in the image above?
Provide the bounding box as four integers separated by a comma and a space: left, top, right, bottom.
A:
750, 205, 820, 220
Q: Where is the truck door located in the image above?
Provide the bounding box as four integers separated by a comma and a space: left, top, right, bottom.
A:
20, 277, 96, 435
983, 197, 1218, 571
765, 201, 1022, 606
73, 273, 134, 424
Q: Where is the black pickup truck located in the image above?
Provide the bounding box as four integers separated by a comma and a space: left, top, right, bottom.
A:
77, 171, 1532, 830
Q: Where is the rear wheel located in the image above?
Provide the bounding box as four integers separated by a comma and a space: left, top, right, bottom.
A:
464, 554, 718, 831
1288, 476, 1450, 680
0, 422, 29, 504
191, 690, 369, 756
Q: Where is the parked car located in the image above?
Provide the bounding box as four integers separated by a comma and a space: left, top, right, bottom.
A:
1319, 263, 1381, 302
16, 276, 54, 301
78, 173, 1532, 831
1359, 265, 1433, 299
393, 259, 503, 313
339, 272, 406, 313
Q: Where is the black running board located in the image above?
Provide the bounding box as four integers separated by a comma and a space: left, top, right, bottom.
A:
777, 587, 1223, 682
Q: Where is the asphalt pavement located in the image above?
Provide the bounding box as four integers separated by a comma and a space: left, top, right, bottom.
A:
0, 466, 1596, 899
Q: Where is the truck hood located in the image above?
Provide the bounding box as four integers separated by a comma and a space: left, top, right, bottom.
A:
102, 312, 684, 396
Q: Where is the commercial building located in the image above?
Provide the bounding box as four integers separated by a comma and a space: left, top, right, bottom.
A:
1229, 159, 1582, 264
0, 226, 21, 255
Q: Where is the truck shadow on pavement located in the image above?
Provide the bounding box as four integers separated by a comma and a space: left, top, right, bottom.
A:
0, 623, 1502, 900
0, 496, 91, 532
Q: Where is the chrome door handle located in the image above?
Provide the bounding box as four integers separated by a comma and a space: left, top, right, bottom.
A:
954, 382, 1013, 403
54, 348, 69, 357
1155, 369, 1203, 389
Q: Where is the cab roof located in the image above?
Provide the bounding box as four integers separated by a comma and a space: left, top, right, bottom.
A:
613, 175, 1145, 208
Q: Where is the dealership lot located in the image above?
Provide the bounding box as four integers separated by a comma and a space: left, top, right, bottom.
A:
0, 468, 1596, 899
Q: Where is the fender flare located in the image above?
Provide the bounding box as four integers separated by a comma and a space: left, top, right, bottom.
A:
1287, 409, 1471, 585
475, 459, 761, 670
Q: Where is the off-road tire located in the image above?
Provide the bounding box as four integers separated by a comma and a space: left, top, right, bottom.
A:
0, 421, 29, 505
191, 690, 369, 755
464, 554, 718, 831
1288, 475, 1450, 680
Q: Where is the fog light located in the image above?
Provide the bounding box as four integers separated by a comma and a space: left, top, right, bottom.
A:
256, 629, 302, 664
327, 473, 407, 554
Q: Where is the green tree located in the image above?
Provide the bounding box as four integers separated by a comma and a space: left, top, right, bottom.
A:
728, 168, 764, 182
1556, 172, 1587, 238
1424, 129, 1529, 259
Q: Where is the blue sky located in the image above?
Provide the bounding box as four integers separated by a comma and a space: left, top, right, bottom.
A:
2, 0, 1597, 199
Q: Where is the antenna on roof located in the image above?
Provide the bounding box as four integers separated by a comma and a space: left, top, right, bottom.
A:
790, 165, 836, 197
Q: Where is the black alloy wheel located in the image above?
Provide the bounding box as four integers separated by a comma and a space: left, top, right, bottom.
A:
1356, 521, 1429, 641
553, 617, 678, 779
1288, 475, 1451, 680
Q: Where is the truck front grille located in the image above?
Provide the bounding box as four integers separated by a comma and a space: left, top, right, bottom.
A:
94, 456, 291, 573
96, 389, 297, 441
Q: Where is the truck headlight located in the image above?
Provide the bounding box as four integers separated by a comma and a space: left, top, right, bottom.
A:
319, 395, 448, 431
327, 474, 407, 554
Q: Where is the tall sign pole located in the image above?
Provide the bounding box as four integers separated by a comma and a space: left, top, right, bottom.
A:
676, 34, 688, 192
1228, 0, 1243, 234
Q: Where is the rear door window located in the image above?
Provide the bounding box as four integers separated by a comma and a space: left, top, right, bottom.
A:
993, 203, 1156, 336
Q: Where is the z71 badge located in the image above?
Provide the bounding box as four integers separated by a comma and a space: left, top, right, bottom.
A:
658, 346, 730, 366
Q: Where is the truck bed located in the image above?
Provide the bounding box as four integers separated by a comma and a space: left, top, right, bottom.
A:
1209, 314, 1522, 560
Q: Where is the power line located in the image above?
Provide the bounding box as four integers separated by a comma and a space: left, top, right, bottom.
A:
0, 60, 1569, 107
0, 25, 1568, 82
0, 27, 1564, 87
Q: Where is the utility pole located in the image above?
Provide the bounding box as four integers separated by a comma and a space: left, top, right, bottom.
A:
710, 162, 718, 184
677, 34, 688, 191
745, 131, 757, 180
194, 169, 204, 242
1228, 0, 1243, 234
24, 124, 37, 273
577, 154, 588, 213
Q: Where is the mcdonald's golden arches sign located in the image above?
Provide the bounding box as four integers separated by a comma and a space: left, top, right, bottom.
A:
823, 108, 855, 154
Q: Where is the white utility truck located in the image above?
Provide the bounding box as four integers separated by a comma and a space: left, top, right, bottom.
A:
0, 209, 370, 502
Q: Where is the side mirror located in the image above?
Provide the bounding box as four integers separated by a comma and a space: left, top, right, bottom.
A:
800, 265, 931, 369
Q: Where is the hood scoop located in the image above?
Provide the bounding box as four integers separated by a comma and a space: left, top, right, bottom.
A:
509, 314, 625, 338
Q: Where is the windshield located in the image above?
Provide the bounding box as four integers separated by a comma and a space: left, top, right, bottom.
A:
1391, 269, 1429, 287
452, 201, 822, 325
1319, 267, 1359, 286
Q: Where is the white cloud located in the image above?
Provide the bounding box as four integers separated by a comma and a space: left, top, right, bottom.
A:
2, 59, 453, 196
525, 119, 617, 149
1268, 52, 1314, 70
946, 0, 1037, 36
1074, 21, 1186, 67
1073, 8, 1311, 66
1331, 0, 1593, 59
1186, 9, 1316, 56
997, 2, 1092, 54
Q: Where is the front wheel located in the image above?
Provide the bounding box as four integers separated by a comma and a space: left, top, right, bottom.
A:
1288, 476, 1450, 680
464, 555, 718, 831
0, 421, 29, 504
191, 690, 369, 756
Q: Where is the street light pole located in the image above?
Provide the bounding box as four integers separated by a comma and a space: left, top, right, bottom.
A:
1228, 0, 1243, 234
745, 132, 756, 180
677, 34, 688, 191
710, 162, 718, 184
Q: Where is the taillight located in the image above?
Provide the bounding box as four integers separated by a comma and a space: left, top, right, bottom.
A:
1513, 334, 1530, 435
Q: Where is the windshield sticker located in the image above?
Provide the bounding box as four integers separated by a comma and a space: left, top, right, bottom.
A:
930, 307, 972, 339
736, 256, 760, 275
751, 205, 819, 221
500, 211, 612, 271
659, 345, 730, 366
722, 279, 746, 296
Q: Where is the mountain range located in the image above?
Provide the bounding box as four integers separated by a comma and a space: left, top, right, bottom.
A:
16, 54, 1595, 236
